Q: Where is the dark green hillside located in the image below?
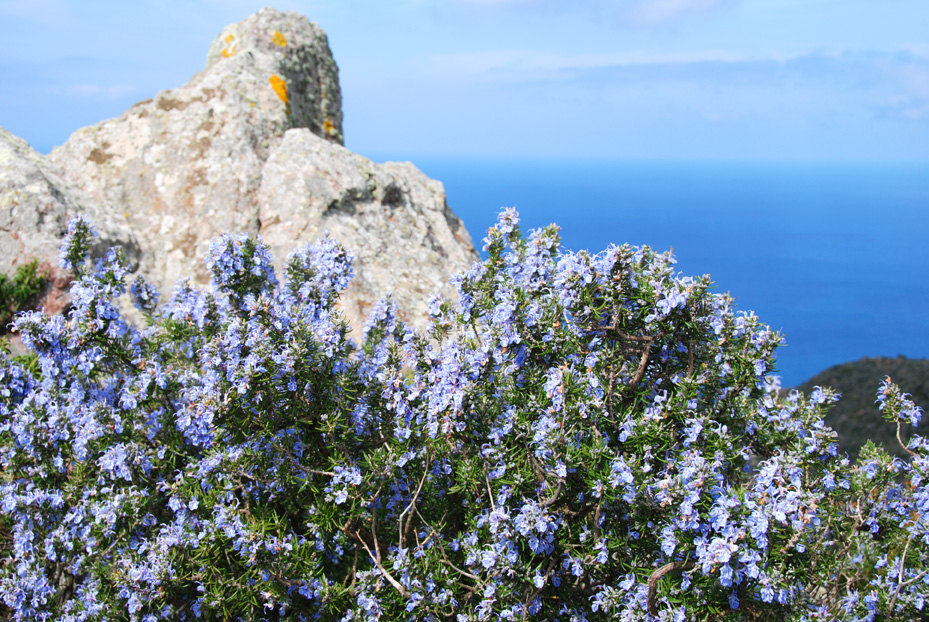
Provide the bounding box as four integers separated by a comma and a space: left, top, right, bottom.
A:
797, 356, 929, 460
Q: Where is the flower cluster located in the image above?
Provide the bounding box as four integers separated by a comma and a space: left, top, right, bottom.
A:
0, 211, 926, 621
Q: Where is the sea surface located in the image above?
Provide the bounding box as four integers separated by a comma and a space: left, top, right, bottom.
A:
408, 158, 929, 387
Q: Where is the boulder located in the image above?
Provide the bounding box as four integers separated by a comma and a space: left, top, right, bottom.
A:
0, 126, 140, 318
47, 7, 476, 331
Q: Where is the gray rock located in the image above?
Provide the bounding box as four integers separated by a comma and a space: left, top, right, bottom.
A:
258, 128, 476, 330
0, 126, 140, 316
46, 7, 476, 331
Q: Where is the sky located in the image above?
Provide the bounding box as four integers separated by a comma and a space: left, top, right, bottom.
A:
0, 0, 928, 161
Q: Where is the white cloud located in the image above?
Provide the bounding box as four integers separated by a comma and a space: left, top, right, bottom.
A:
425, 48, 748, 74
0, 0, 69, 25
449, 0, 538, 4
433, 0, 739, 25
420, 46, 929, 128
625, 0, 734, 25
894, 64, 929, 98
63, 84, 137, 99
874, 60, 929, 122
899, 103, 929, 121
902, 44, 929, 61
876, 95, 929, 122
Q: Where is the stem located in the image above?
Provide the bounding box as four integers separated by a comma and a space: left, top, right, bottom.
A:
887, 535, 924, 614
538, 480, 565, 509
399, 452, 432, 548
349, 528, 410, 599
522, 558, 558, 619
629, 339, 653, 388
897, 421, 917, 457
647, 561, 694, 617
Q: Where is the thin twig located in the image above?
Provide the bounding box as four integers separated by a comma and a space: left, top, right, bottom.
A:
897, 421, 917, 457
350, 530, 410, 598
399, 454, 432, 547
439, 559, 481, 583
647, 561, 695, 616
372, 510, 381, 563
888, 535, 919, 613
629, 340, 653, 388
606, 367, 617, 419
484, 465, 496, 512
592, 499, 602, 540
348, 545, 359, 589
270, 439, 335, 476
538, 480, 565, 509
522, 558, 559, 619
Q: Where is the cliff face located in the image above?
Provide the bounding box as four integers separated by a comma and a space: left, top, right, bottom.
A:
5, 8, 476, 331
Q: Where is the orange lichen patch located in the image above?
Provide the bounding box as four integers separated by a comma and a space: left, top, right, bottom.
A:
269, 75, 289, 104
225, 33, 235, 43
323, 118, 335, 135
221, 46, 237, 58
272, 31, 288, 47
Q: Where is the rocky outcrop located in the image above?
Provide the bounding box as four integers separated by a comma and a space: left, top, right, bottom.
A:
47, 8, 343, 293
42, 7, 476, 331
0, 126, 140, 317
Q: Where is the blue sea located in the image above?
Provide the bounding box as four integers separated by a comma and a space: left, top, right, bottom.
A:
409, 158, 929, 387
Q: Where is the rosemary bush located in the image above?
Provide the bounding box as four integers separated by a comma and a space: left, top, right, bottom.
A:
1, 211, 926, 621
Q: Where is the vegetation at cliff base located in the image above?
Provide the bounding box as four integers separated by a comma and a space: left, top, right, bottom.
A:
0, 260, 45, 332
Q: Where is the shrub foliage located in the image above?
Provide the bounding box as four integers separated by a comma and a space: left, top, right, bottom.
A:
0, 259, 46, 332
1, 211, 926, 621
